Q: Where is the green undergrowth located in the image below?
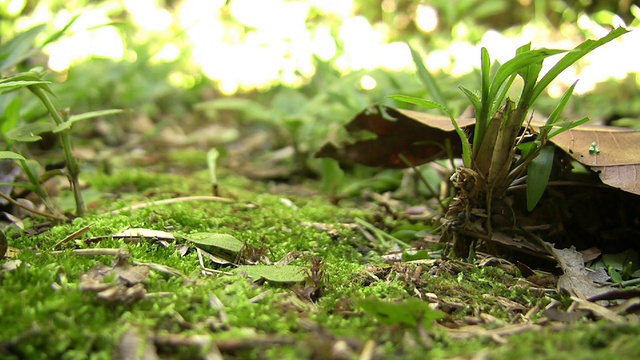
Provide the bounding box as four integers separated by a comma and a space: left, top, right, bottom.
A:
1, 158, 639, 359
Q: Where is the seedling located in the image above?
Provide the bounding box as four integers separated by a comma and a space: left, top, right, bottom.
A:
393, 27, 628, 255
0, 24, 125, 218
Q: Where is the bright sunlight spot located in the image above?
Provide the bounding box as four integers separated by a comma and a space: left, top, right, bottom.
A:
22, 0, 638, 96
415, 5, 438, 33
359, 75, 377, 90
46, 9, 124, 72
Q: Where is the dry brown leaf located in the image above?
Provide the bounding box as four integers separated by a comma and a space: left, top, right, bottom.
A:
79, 249, 150, 303
548, 125, 640, 195
317, 104, 640, 195
316, 104, 473, 168
118, 327, 159, 360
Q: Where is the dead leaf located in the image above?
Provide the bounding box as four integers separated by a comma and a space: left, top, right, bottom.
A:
571, 297, 627, 323
548, 125, 640, 195
118, 327, 159, 360
546, 246, 612, 298
543, 307, 589, 323
79, 249, 150, 303
316, 104, 473, 168
114, 228, 175, 242
317, 104, 640, 194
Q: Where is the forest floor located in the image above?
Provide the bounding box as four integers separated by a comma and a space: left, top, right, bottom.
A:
2, 140, 640, 360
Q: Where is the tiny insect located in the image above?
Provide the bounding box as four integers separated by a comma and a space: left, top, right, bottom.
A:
589, 142, 600, 155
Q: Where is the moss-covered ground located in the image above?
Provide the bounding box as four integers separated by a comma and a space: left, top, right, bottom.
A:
1, 148, 639, 359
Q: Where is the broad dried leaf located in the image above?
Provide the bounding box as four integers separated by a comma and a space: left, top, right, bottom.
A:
318, 105, 640, 195
548, 124, 640, 195
316, 104, 474, 168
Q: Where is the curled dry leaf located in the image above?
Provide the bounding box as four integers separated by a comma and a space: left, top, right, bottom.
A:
79, 249, 150, 303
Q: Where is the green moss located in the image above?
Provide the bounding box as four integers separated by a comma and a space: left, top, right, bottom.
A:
1, 166, 636, 359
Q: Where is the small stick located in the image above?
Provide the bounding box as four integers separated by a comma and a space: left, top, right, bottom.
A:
54, 223, 93, 250
104, 196, 233, 216
0, 192, 68, 221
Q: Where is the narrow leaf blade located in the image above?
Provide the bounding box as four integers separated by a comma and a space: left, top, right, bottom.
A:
526, 145, 555, 211
531, 27, 629, 104
407, 42, 448, 108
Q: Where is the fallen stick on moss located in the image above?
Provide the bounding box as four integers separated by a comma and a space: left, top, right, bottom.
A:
103, 195, 234, 216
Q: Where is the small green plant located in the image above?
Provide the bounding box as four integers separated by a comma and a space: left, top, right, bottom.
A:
393, 27, 628, 254
0, 24, 124, 218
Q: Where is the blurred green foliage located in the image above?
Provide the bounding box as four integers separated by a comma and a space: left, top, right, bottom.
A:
1, 0, 638, 189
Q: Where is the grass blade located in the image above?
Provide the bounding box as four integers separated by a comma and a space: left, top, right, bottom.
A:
458, 85, 481, 112
526, 145, 554, 211
407, 42, 447, 108
489, 48, 566, 104
531, 27, 628, 105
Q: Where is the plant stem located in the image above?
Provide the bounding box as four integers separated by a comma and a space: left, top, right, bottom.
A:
18, 159, 59, 215
28, 85, 85, 217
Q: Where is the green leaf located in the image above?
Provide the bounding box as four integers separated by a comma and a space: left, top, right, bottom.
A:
489, 48, 566, 107
526, 145, 555, 211
608, 266, 623, 283
489, 73, 517, 121
42, 15, 78, 46
458, 85, 481, 113
0, 24, 46, 72
602, 249, 639, 272
0, 71, 55, 95
5, 122, 56, 142
53, 109, 127, 132
408, 42, 447, 108
545, 81, 577, 127
207, 148, 219, 186
185, 233, 244, 254
516, 141, 540, 161
194, 98, 272, 122
0, 80, 51, 93
0, 151, 26, 161
0, 97, 21, 136
357, 297, 444, 328
321, 158, 344, 195
547, 117, 589, 139
531, 27, 629, 105
389, 94, 445, 110
479, 47, 491, 120
232, 265, 306, 283
516, 43, 543, 107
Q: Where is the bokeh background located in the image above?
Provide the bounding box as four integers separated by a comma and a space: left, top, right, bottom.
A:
2, 0, 639, 172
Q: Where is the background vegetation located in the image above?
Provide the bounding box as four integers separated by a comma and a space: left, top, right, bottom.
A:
1, 1, 640, 358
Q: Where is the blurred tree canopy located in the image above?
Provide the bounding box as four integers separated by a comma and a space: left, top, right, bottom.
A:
1, 0, 638, 121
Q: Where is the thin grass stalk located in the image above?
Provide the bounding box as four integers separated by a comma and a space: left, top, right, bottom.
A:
28, 85, 84, 217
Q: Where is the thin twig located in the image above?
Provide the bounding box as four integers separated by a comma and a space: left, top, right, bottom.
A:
398, 154, 446, 213
36, 248, 122, 257
54, 223, 93, 249
103, 196, 234, 216
0, 191, 68, 221
507, 180, 611, 191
